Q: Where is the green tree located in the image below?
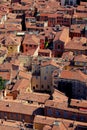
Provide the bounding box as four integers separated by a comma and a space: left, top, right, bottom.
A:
0, 77, 6, 90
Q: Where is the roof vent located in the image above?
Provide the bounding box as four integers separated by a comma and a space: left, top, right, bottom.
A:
53, 121, 60, 126
6, 103, 10, 107
69, 123, 74, 127
77, 101, 79, 103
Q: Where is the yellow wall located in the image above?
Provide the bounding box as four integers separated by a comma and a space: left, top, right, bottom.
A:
7, 45, 18, 56
40, 65, 57, 92
31, 76, 40, 91
0, 54, 7, 64
34, 123, 44, 130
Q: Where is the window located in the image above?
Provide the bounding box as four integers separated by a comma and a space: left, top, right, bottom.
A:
29, 45, 32, 47
58, 45, 60, 49
4, 113, 7, 121
51, 70, 53, 73
41, 85, 44, 88
33, 86, 35, 90
26, 44, 28, 47
70, 1, 73, 5
10, 113, 14, 120
75, 61, 79, 65
46, 67, 48, 73
74, 51, 78, 55
55, 110, 60, 117
36, 84, 38, 88
4, 112, 7, 117
71, 114, 76, 120
64, 111, 67, 118
47, 85, 50, 89
44, 76, 47, 80
21, 114, 25, 121
84, 62, 86, 66
46, 67, 48, 70
80, 116, 85, 121
16, 113, 18, 120
47, 109, 52, 116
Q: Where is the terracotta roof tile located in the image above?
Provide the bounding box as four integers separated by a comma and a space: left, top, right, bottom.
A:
65, 37, 87, 51
45, 100, 87, 114
41, 60, 59, 68
18, 71, 32, 80
52, 89, 68, 102
12, 79, 30, 92
17, 92, 50, 104
59, 69, 87, 83
22, 34, 40, 45
0, 100, 41, 115
70, 99, 87, 108
74, 54, 87, 62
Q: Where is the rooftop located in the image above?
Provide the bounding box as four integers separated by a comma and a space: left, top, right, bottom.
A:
74, 54, 87, 62
45, 100, 87, 114
34, 115, 87, 127
12, 79, 30, 92
59, 69, 87, 83
65, 37, 87, 51
0, 100, 41, 115
22, 34, 40, 45
17, 92, 50, 104
70, 99, 87, 109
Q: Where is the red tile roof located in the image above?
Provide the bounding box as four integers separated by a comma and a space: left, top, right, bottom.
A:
0, 100, 41, 115
17, 92, 50, 104
12, 79, 30, 92
70, 99, 87, 109
59, 69, 87, 82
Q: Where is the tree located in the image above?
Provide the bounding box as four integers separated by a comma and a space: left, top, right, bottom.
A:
0, 77, 6, 90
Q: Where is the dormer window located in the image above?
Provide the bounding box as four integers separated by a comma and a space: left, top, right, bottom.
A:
29, 45, 32, 47
58, 45, 60, 49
